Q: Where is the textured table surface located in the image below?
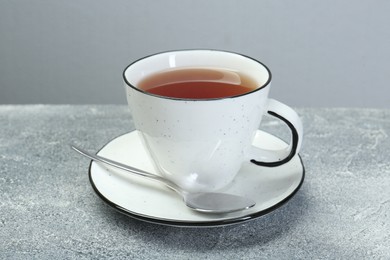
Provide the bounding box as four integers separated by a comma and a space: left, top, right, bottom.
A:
0, 105, 389, 259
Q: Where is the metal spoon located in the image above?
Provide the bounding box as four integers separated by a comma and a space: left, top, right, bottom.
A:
71, 145, 255, 214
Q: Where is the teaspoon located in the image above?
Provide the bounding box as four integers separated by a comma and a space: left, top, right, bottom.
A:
71, 145, 256, 214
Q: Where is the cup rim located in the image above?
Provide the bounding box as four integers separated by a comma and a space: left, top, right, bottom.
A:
123, 49, 272, 101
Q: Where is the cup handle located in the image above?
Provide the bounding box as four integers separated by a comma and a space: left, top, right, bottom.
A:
250, 98, 303, 167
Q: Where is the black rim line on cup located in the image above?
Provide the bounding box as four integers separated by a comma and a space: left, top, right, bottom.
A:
87, 132, 305, 228
122, 49, 273, 102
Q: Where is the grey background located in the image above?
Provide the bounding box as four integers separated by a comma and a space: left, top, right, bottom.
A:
1, 0, 389, 107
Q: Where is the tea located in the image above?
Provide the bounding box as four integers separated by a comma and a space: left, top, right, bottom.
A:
137, 68, 258, 99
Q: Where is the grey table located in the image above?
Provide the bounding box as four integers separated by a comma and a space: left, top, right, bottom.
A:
1, 105, 389, 259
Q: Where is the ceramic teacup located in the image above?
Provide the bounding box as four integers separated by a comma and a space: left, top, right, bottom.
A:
123, 50, 303, 193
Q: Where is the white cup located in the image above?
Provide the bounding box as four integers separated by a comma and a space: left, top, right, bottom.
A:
123, 50, 303, 193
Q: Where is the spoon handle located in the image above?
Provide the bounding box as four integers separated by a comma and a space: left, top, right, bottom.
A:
71, 145, 181, 192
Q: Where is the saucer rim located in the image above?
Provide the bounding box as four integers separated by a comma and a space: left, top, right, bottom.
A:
88, 131, 305, 228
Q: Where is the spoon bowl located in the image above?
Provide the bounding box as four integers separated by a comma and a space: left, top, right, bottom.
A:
71, 145, 255, 214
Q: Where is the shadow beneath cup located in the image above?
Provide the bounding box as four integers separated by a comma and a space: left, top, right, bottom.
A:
99, 186, 310, 251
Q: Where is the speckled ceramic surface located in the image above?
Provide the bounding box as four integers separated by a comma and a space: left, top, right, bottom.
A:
124, 50, 303, 193
89, 130, 304, 227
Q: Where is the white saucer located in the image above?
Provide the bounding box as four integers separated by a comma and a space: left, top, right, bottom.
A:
89, 130, 305, 227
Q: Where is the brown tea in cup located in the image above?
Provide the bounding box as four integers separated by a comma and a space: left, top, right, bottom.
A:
137, 68, 258, 99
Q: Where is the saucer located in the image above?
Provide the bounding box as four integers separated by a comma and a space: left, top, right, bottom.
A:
89, 130, 305, 227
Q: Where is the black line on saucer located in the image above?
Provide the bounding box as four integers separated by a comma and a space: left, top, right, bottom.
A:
87, 131, 305, 228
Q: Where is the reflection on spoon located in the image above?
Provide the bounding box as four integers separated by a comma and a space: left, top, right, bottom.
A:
71, 145, 255, 214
